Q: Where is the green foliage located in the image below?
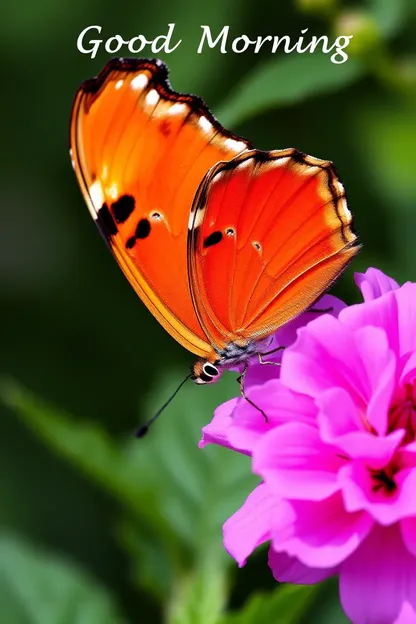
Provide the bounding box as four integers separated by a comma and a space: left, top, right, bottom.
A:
217, 54, 365, 126
220, 584, 316, 624
367, 0, 409, 37
0, 533, 124, 624
2, 0, 416, 622
1, 375, 259, 620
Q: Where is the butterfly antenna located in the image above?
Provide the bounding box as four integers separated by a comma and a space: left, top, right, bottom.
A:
135, 373, 192, 438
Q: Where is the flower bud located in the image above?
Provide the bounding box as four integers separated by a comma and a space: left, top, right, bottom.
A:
334, 11, 381, 58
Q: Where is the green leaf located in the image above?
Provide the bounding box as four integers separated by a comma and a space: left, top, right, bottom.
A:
117, 517, 175, 601
353, 98, 416, 280
355, 100, 416, 204
367, 0, 409, 37
308, 578, 350, 623
219, 584, 318, 624
0, 377, 163, 520
168, 557, 228, 624
0, 376, 182, 586
216, 54, 365, 126
1, 374, 258, 604
0, 533, 124, 624
125, 373, 258, 557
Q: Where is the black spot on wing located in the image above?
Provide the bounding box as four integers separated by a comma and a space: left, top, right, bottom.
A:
126, 236, 136, 249
136, 218, 151, 239
125, 218, 151, 250
111, 195, 135, 224
97, 203, 117, 237
203, 231, 223, 248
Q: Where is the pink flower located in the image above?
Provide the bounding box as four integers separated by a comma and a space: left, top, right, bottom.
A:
201, 268, 416, 624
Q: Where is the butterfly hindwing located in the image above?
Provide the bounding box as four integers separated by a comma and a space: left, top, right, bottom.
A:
70, 58, 251, 357
188, 148, 360, 348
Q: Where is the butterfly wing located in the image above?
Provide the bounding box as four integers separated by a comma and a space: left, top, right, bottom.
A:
188, 148, 360, 349
70, 58, 251, 357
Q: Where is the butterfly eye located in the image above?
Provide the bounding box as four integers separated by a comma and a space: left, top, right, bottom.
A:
225, 228, 235, 237
150, 211, 162, 221
203, 363, 219, 378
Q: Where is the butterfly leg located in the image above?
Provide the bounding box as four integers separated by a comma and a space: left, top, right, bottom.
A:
237, 366, 268, 422
308, 306, 333, 314
258, 345, 285, 367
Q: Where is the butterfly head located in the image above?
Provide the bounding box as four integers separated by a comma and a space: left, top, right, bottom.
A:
191, 359, 221, 385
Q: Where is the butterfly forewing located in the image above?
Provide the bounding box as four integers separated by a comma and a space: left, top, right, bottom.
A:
188, 148, 360, 348
70, 58, 251, 357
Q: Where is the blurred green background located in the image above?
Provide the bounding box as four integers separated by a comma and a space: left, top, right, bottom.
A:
1, 0, 415, 622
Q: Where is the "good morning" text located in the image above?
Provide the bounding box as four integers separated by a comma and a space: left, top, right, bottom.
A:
77, 24, 354, 65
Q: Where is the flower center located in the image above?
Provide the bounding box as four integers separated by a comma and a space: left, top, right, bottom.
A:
370, 467, 397, 494
388, 382, 416, 445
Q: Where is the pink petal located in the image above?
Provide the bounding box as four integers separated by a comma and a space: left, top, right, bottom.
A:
318, 390, 403, 463
226, 382, 278, 453
253, 423, 342, 500
228, 381, 316, 453
395, 442, 416, 471
335, 430, 403, 466
243, 359, 281, 386
268, 549, 339, 584
281, 316, 378, 408
400, 351, 416, 385
354, 326, 396, 435
309, 325, 396, 437
340, 289, 400, 355
199, 398, 240, 451
311, 293, 347, 316
340, 463, 416, 525
355, 268, 399, 302
276, 294, 346, 348
271, 493, 373, 568
341, 283, 416, 359
241, 295, 345, 387
401, 517, 416, 557
223, 483, 280, 566
340, 524, 416, 624
396, 283, 416, 356
317, 387, 366, 437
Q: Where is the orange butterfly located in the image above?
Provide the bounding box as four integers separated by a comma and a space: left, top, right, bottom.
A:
70, 58, 360, 388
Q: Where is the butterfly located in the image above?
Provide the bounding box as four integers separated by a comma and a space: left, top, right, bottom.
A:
70, 57, 360, 389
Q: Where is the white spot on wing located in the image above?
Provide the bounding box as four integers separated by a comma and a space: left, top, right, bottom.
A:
115, 79, 124, 90
168, 102, 187, 115
89, 181, 105, 218
213, 171, 224, 183
301, 165, 320, 177
198, 116, 213, 133
107, 183, 119, 201
237, 159, 252, 170
339, 197, 352, 221
224, 138, 247, 152
189, 208, 205, 230
146, 89, 160, 106
131, 73, 148, 90
69, 148, 75, 170
271, 157, 290, 168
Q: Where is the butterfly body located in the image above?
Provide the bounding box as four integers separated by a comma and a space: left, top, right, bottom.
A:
70, 58, 360, 388
191, 339, 265, 383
